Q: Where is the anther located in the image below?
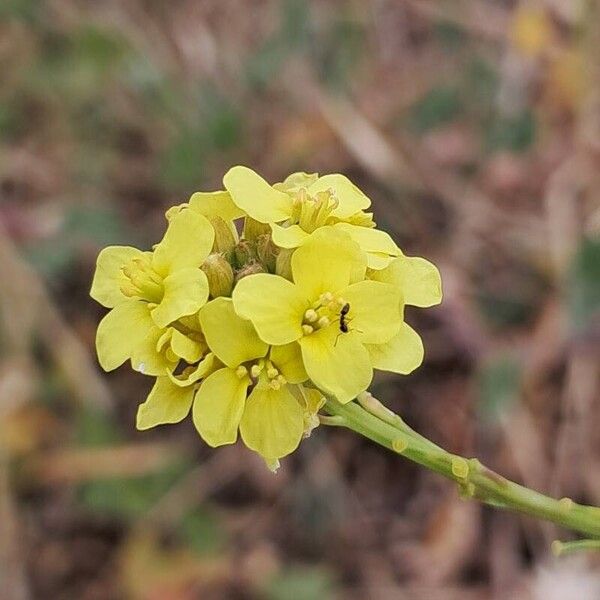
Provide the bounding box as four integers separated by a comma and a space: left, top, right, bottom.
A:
302, 324, 314, 335
270, 379, 281, 390
266, 366, 279, 379
320, 292, 334, 304
317, 316, 330, 328
250, 364, 262, 378
304, 309, 318, 323
235, 365, 248, 379
276, 374, 286, 385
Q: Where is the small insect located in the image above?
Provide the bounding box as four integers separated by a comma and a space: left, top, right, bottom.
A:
334, 303, 352, 346
339, 302, 350, 333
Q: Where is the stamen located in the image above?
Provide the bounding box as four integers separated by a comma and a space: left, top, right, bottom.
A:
320, 292, 334, 305
270, 379, 281, 390
304, 309, 318, 323
266, 365, 279, 379
235, 365, 248, 379
302, 324, 314, 335
317, 316, 330, 328
250, 364, 262, 378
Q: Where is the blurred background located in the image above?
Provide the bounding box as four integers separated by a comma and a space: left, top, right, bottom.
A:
0, 1, 599, 598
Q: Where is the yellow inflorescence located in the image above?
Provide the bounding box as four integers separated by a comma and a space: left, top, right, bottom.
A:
90, 166, 443, 467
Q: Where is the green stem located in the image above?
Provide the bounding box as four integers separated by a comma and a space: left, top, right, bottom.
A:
324, 398, 600, 539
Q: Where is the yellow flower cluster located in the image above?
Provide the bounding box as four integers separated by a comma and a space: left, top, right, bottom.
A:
91, 166, 442, 468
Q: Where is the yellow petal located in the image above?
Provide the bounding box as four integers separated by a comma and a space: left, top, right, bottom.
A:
167, 353, 217, 387
270, 342, 308, 384
232, 274, 308, 345
96, 301, 155, 371
275, 171, 319, 192
365, 252, 396, 270
199, 297, 268, 368
332, 223, 400, 258
270, 223, 309, 248
188, 190, 245, 221
131, 325, 176, 376
299, 325, 372, 403
90, 246, 145, 308
151, 267, 209, 328
152, 209, 214, 276
223, 165, 293, 223
340, 280, 402, 344
239, 385, 304, 459
193, 368, 249, 447
308, 174, 371, 219
371, 255, 442, 307
170, 329, 204, 363
136, 377, 195, 430
366, 322, 424, 374
291, 227, 366, 299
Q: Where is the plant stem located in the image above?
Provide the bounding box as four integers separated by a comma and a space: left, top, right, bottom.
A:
324, 398, 600, 539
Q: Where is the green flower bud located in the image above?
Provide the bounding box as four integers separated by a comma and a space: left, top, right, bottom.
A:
235, 260, 265, 283
256, 233, 279, 272
234, 239, 258, 267
275, 248, 294, 281
201, 253, 234, 298
243, 217, 271, 241
209, 216, 237, 261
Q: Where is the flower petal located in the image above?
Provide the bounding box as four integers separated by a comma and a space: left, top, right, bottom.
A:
270, 342, 308, 384
90, 246, 145, 308
366, 322, 424, 374
308, 174, 371, 218
170, 328, 204, 363
371, 256, 442, 307
270, 223, 309, 248
136, 376, 195, 430
152, 209, 214, 276
167, 353, 217, 387
291, 227, 366, 299
275, 171, 319, 192
193, 368, 249, 447
223, 165, 293, 223
232, 274, 308, 345
365, 252, 396, 270
151, 267, 209, 328
299, 325, 372, 403
332, 223, 400, 258
96, 301, 154, 371
199, 297, 268, 368
340, 280, 402, 344
188, 190, 245, 221
130, 325, 175, 376
240, 384, 304, 459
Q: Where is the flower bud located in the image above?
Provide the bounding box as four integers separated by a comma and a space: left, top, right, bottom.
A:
201, 253, 234, 297
234, 239, 258, 267
256, 233, 279, 272
275, 248, 294, 281
243, 217, 270, 241
235, 260, 265, 283
209, 216, 237, 261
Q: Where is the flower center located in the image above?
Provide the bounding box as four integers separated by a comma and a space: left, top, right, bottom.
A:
289, 188, 339, 233
239, 358, 287, 390
121, 257, 164, 303
301, 291, 348, 336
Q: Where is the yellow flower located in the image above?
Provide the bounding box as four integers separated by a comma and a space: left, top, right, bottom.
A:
232, 228, 403, 402
192, 296, 314, 460
91, 209, 214, 371
367, 254, 442, 375
223, 165, 400, 269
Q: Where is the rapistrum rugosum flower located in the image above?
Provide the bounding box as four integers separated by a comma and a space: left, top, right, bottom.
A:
91, 209, 214, 371
90, 165, 442, 466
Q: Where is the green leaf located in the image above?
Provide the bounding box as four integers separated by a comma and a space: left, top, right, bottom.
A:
486, 111, 536, 153
410, 86, 462, 133
478, 355, 520, 421
177, 508, 227, 556
567, 237, 600, 332
77, 461, 191, 520
267, 567, 335, 600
